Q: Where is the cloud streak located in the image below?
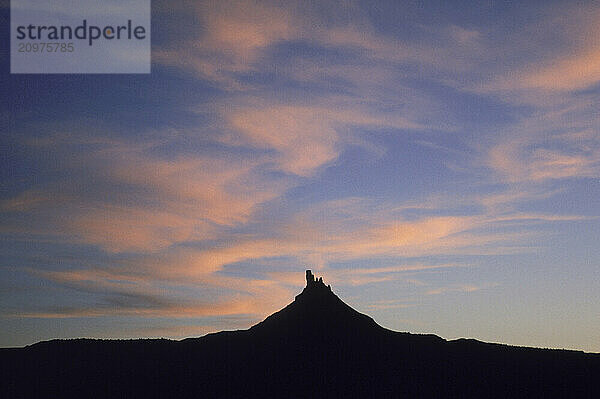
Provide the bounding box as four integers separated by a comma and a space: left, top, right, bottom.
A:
1, 132, 288, 252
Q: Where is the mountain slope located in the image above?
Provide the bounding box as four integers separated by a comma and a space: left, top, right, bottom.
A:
2, 270, 599, 398
249, 270, 384, 337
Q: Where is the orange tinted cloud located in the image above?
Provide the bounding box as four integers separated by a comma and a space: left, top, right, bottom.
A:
222, 101, 422, 176
130, 212, 526, 279
227, 105, 339, 176
518, 47, 600, 91
203, 0, 298, 58
154, 0, 301, 88
488, 138, 600, 183
482, 5, 600, 93
154, 0, 475, 90
425, 283, 497, 296
20, 265, 296, 320
9, 188, 585, 321
1, 134, 286, 253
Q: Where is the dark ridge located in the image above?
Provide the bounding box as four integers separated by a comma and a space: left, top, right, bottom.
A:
1, 270, 599, 398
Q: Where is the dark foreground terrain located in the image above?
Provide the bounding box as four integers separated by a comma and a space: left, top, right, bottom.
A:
2, 271, 599, 398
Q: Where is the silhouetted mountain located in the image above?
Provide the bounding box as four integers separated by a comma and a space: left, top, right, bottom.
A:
2, 270, 599, 398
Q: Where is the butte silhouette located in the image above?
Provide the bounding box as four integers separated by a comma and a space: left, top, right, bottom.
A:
2, 270, 599, 398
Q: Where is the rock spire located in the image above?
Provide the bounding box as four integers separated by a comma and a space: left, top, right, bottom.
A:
305, 270, 331, 290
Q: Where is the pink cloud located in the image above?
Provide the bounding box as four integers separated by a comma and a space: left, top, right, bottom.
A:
481, 5, 600, 93
221, 101, 422, 176
1, 134, 287, 253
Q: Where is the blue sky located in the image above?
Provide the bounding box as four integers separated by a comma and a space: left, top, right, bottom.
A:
1, 0, 599, 351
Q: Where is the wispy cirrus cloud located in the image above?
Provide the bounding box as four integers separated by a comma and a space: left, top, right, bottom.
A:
485, 97, 600, 183
481, 4, 600, 94
425, 283, 498, 296
1, 131, 288, 252
154, 0, 302, 89
217, 98, 423, 176
9, 260, 297, 320
516, 46, 600, 92
4, 185, 580, 322
153, 0, 483, 91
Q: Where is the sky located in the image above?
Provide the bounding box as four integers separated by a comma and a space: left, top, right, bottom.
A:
1, 0, 599, 352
